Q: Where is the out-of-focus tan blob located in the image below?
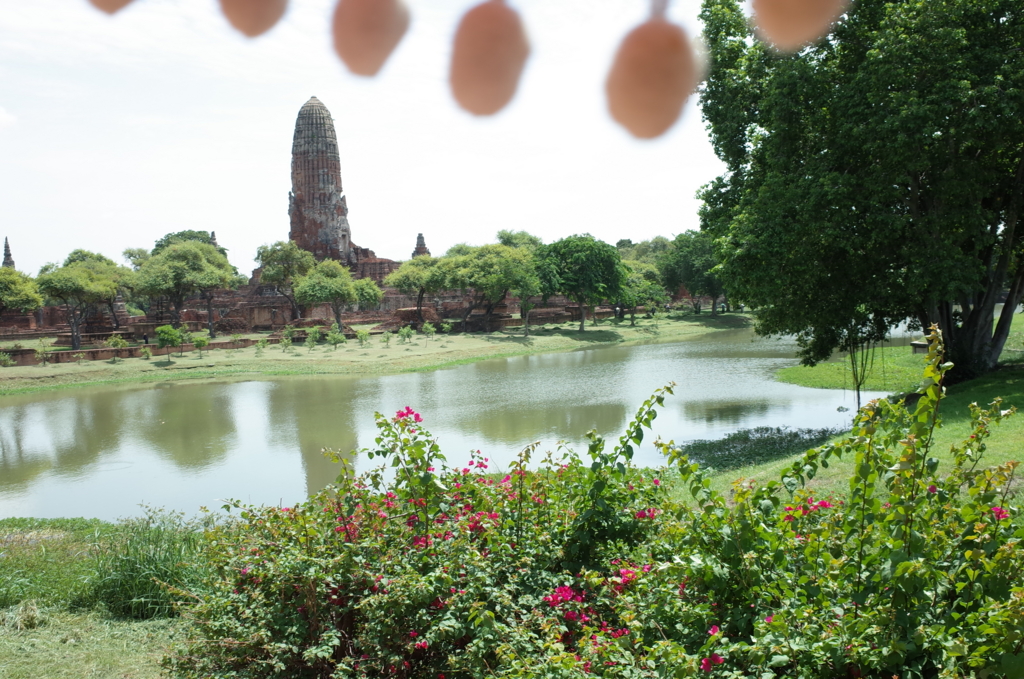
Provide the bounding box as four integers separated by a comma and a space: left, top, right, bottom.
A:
87, 0, 134, 14
752, 0, 849, 52
219, 0, 288, 38
449, 0, 530, 116
332, 0, 410, 77
606, 18, 697, 139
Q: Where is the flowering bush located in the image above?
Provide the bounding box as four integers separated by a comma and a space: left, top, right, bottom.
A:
167, 330, 1022, 679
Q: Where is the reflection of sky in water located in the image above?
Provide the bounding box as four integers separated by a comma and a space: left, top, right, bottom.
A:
0, 329, 892, 520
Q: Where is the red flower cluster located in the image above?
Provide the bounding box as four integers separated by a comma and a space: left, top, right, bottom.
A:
395, 406, 423, 423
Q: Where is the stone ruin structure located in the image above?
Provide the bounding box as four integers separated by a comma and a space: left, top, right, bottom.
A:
287, 96, 399, 283
412, 233, 430, 258
2, 238, 13, 269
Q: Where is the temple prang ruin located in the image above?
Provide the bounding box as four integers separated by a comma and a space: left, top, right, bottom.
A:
286, 96, 399, 283
2, 238, 14, 269
0, 97, 584, 353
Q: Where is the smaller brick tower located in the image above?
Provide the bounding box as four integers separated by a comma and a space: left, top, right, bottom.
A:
411, 233, 431, 258
2, 238, 14, 269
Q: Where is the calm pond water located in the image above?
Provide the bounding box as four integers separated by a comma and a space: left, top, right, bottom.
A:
0, 327, 893, 520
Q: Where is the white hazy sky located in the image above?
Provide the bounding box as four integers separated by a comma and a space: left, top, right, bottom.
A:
0, 0, 726, 275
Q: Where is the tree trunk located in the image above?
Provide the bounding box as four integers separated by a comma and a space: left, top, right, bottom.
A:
107, 300, 121, 329
630, 308, 636, 326
578, 298, 587, 332
416, 288, 426, 324
332, 303, 344, 328
67, 304, 82, 351
710, 295, 719, 316
205, 293, 217, 339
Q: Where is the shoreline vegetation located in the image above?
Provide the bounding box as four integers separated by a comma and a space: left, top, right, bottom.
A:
3, 320, 1023, 677
0, 313, 749, 397
1, 336, 1020, 677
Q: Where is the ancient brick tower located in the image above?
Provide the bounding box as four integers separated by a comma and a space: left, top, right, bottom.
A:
2, 238, 14, 269
411, 233, 431, 258
288, 97, 353, 263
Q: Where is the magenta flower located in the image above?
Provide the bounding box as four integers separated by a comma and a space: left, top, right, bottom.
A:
992, 506, 1010, 521
708, 625, 720, 636
765, 615, 773, 623
710, 653, 724, 665
652, 479, 661, 486
928, 485, 938, 494
700, 658, 712, 671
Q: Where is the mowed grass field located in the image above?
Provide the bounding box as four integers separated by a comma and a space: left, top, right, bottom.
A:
0, 314, 749, 396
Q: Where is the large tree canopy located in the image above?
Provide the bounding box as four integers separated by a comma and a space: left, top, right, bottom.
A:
699, 0, 1024, 378
0, 268, 43, 319
384, 256, 440, 323
256, 241, 316, 321
37, 259, 120, 350
537, 234, 625, 331
137, 241, 243, 332
294, 260, 357, 328
659, 231, 725, 315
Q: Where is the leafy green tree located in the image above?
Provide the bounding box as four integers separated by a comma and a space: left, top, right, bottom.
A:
397, 325, 414, 344
155, 324, 182, 360
37, 260, 120, 350
0, 268, 43, 319
511, 264, 542, 337
353, 277, 384, 311
327, 327, 347, 350
57, 250, 137, 329
152, 230, 226, 257
255, 241, 316, 321
615, 236, 671, 266
659, 231, 725, 315
122, 248, 151, 271
496, 230, 543, 251
104, 335, 129, 362
536, 234, 625, 332
356, 329, 371, 347
193, 335, 210, 358
304, 329, 320, 353
136, 242, 244, 335
421, 322, 436, 343
294, 260, 357, 328
380, 331, 392, 348
445, 245, 537, 331
618, 261, 669, 325
699, 0, 1024, 378
384, 256, 440, 323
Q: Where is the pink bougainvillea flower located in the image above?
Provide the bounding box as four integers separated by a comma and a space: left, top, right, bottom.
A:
765, 615, 773, 623
409, 630, 418, 637
992, 506, 1010, 521
928, 485, 938, 494
700, 657, 712, 671
708, 625, 720, 635
652, 478, 661, 486
711, 653, 724, 664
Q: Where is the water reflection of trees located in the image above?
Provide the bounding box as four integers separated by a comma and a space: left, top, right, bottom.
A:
265, 379, 356, 496
0, 390, 132, 491
443, 402, 629, 445
680, 400, 773, 426
136, 384, 237, 469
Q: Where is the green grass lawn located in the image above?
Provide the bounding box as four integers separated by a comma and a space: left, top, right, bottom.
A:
0, 314, 750, 396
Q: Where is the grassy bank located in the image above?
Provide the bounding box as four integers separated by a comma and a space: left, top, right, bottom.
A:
0, 314, 749, 397
0, 514, 199, 678
715, 332, 1024, 502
